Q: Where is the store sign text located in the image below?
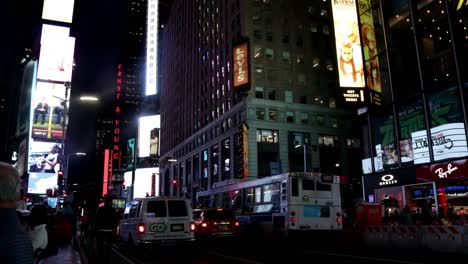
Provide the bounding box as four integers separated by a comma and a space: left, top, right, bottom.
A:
379, 174, 398, 186
435, 163, 458, 179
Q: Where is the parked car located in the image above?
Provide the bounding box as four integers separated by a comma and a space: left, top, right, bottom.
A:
193, 208, 240, 238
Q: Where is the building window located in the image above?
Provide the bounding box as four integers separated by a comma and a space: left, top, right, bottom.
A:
256, 108, 265, 120
281, 51, 291, 63
330, 117, 338, 128
268, 109, 278, 121
257, 129, 278, 143
267, 89, 276, 100
300, 112, 308, 124
255, 86, 264, 99
266, 32, 273, 42
297, 74, 306, 85
252, 15, 261, 25
253, 46, 262, 58
255, 66, 264, 78
322, 25, 329, 35
265, 48, 274, 60
286, 111, 295, 123
285, 90, 293, 103
299, 95, 307, 104
296, 55, 304, 64
282, 34, 289, 44
253, 30, 262, 40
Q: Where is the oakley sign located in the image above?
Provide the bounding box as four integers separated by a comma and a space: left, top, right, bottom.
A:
379, 174, 397, 186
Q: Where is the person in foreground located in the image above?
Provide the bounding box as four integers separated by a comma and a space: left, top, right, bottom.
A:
0, 161, 34, 264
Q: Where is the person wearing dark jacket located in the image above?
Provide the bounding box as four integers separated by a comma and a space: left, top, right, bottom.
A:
93, 196, 118, 263
0, 162, 34, 264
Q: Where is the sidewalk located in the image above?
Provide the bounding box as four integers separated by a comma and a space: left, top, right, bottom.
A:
37, 244, 82, 264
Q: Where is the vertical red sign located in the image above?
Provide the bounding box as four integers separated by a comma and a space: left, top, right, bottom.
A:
103, 149, 110, 196
112, 64, 123, 180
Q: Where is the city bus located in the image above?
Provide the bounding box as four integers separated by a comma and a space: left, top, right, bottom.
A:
195, 172, 343, 238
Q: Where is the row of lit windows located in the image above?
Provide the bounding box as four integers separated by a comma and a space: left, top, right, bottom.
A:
254, 86, 335, 107
254, 108, 339, 128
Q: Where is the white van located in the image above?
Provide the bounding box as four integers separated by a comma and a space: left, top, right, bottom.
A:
119, 197, 195, 246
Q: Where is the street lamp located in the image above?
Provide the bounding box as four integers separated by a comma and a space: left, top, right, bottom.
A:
295, 144, 307, 172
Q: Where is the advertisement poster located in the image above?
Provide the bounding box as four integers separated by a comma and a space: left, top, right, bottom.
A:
31, 82, 68, 140
146, 0, 158, 95
233, 42, 249, 88
42, 0, 75, 23
27, 141, 61, 194
138, 115, 160, 157
331, 0, 365, 88
358, 0, 381, 92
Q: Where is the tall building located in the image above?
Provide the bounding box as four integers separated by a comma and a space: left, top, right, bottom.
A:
357, 0, 468, 214
159, 0, 361, 204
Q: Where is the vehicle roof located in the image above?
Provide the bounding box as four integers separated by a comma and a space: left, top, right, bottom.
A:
130, 196, 189, 202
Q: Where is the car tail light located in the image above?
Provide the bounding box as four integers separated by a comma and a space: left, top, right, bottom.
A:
336, 212, 342, 217
201, 222, 208, 228
190, 222, 196, 231
291, 216, 296, 223
235, 221, 240, 227
336, 217, 342, 224
137, 223, 145, 234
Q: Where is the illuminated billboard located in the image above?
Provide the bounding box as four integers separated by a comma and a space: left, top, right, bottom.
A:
146, 0, 159, 95
359, 0, 382, 93
233, 42, 249, 87
134, 168, 159, 198
30, 82, 69, 140
37, 25, 75, 82
42, 0, 75, 23
331, 0, 365, 88
103, 149, 111, 196
27, 141, 62, 194
138, 115, 160, 157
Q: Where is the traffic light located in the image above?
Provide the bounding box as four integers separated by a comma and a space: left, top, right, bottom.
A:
58, 170, 64, 177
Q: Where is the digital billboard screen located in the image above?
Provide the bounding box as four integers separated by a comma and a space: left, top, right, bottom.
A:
27, 141, 61, 194
134, 168, 159, 198
42, 0, 75, 23
331, 0, 365, 88
37, 24, 75, 82
30, 82, 69, 140
146, 0, 159, 95
138, 115, 160, 157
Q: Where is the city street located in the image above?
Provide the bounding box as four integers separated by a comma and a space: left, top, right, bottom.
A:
109, 234, 465, 264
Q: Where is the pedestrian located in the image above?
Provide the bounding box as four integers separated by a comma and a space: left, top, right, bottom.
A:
0, 162, 34, 264
92, 196, 118, 263
29, 204, 49, 256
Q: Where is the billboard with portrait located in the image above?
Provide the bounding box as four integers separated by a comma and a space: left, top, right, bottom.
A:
27, 141, 62, 194
138, 115, 160, 157
42, 0, 75, 23
30, 82, 69, 140
37, 24, 75, 82
331, 0, 365, 88
134, 168, 159, 198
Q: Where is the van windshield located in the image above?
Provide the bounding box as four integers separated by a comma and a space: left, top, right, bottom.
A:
168, 200, 188, 217
147, 201, 167, 217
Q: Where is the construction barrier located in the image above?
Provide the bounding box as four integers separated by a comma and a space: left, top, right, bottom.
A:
363, 224, 467, 254
389, 225, 420, 249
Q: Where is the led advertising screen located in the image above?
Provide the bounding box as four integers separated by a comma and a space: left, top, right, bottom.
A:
146, 0, 159, 95
42, 0, 75, 23
27, 141, 61, 194
37, 25, 75, 82
233, 42, 249, 87
134, 168, 159, 198
331, 0, 365, 88
30, 82, 69, 140
138, 115, 160, 157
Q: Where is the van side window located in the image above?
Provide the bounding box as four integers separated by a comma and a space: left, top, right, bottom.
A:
129, 201, 141, 218
147, 201, 167, 217
123, 203, 131, 219
168, 200, 188, 217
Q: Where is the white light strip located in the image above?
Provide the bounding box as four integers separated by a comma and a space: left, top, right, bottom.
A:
146, 0, 159, 96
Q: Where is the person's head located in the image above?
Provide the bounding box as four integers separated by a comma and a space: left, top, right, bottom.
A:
104, 196, 113, 207
51, 144, 61, 154
30, 204, 48, 227
0, 162, 20, 208
340, 40, 354, 63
